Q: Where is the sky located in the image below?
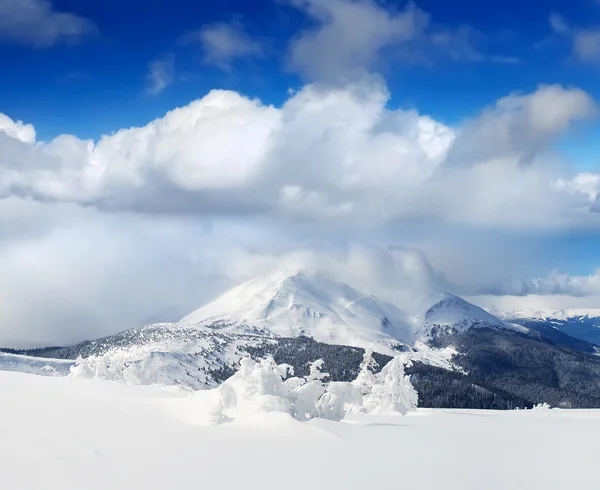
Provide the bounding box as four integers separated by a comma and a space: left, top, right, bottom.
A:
1, 0, 600, 347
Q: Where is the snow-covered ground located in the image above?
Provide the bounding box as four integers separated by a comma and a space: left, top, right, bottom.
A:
2, 370, 598, 490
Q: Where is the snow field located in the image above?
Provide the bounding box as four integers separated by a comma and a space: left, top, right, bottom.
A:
2, 370, 599, 490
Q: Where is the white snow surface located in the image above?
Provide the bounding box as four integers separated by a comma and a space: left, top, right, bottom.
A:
2, 370, 599, 490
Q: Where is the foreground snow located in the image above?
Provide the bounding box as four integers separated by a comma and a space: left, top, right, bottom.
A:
2, 371, 599, 490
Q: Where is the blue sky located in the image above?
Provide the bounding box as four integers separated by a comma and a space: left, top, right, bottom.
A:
2, 0, 600, 345
2, 0, 600, 142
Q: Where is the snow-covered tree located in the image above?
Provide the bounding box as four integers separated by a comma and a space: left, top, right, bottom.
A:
364, 356, 418, 415
352, 346, 379, 395
196, 353, 418, 425
289, 359, 329, 421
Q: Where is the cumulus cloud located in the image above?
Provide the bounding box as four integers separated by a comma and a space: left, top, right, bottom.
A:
0, 114, 36, 143
185, 21, 263, 70
146, 54, 175, 95
0, 79, 597, 229
0, 0, 96, 47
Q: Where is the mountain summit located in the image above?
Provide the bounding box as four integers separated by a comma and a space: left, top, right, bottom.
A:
179, 271, 415, 349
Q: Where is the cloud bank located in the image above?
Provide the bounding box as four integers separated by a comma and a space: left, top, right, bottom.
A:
0, 79, 597, 230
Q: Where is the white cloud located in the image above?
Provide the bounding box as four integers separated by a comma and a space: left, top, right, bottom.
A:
0, 114, 36, 143
0, 211, 226, 347
286, 0, 429, 80
185, 21, 263, 70
549, 13, 600, 65
284, 0, 518, 80
444, 84, 596, 168
146, 54, 175, 95
0, 0, 96, 47
0, 79, 597, 230
573, 29, 600, 64
471, 269, 600, 298
474, 267, 600, 311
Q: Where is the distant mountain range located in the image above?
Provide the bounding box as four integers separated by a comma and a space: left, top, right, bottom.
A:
498, 309, 600, 346
2, 270, 600, 409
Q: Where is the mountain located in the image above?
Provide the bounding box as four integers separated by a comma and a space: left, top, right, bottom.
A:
179, 271, 414, 350
0, 271, 491, 390
420, 293, 515, 338
427, 326, 600, 408
5, 270, 600, 408
500, 309, 600, 346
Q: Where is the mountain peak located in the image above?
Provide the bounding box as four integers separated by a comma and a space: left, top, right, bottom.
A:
421, 293, 508, 338
179, 270, 414, 350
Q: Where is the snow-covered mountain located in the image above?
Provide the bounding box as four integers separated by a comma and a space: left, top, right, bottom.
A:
420, 293, 512, 338
499, 309, 600, 346
0, 270, 520, 392
7, 269, 600, 408
179, 271, 415, 349
501, 309, 600, 322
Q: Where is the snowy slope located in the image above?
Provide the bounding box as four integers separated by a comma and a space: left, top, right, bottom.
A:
180, 271, 415, 349
2, 370, 600, 490
67, 324, 272, 389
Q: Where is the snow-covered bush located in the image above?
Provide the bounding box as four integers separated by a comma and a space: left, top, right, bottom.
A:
196, 352, 418, 425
